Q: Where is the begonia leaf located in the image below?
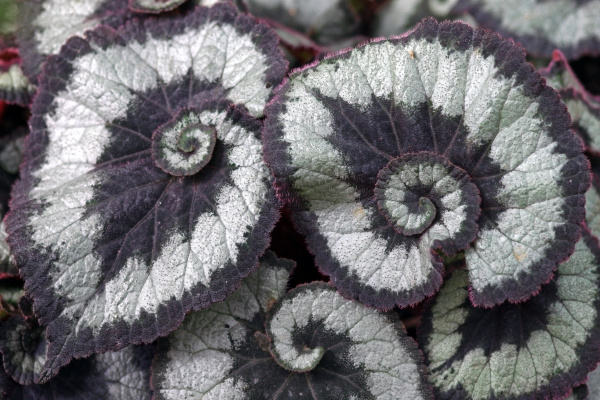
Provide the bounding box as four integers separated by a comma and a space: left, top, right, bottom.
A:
0, 222, 18, 277
1, 343, 154, 399
6, 3, 285, 381
419, 227, 600, 400
539, 51, 600, 156
567, 367, 600, 400
539, 51, 597, 99
586, 173, 600, 239
263, 18, 589, 309
129, 0, 187, 13
0, 315, 46, 384
16, 0, 132, 81
242, 0, 360, 45
453, 0, 600, 59
558, 89, 600, 156
153, 252, 433, 399
374, 0, 461, 37
0, 306, 153, 397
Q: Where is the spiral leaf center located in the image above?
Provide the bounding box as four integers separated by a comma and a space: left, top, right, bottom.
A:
375, 152, 477, 236
152, 108, 217, 176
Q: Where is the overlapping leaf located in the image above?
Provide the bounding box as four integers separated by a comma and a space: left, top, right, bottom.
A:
264, 18, 589, 309
0, 301, 153, 400
419, 228, 600, 400
1, 342, 154, 399
586, 173, 600, 239
153, 252, 432, 399
16, 0, 132, 80
241, 0, 361, 46
566, 367, 600, 400
6, 3, 286, 381
540, 50, 600, 156
373, 0, 461, 37
453, 0, 600, 59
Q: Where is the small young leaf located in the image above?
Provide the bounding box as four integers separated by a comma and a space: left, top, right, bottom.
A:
0, 307, 153, 399
419, 228, 600, 400
6, 4, 285, 381
153, 253, 433, 399
263, 18, 589, 309
453, 0, 600, 59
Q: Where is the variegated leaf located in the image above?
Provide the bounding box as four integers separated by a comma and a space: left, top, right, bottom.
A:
6, 3, 285, 381
419, 228, 600, 400
153, 252, 432, 399
540, 51, 600, 156
16, 0, 132, 80
242, 0, 360, 45
453, 0, 600, 59
263, 18, 589, 309
1, 343, 154, 399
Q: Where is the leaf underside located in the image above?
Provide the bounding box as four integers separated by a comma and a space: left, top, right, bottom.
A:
263, 17, 589, 309
6, 3, 285, 381
419, 228, 600, 400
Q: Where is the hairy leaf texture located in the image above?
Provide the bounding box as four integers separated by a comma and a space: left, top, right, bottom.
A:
263, 18, 589, 309
6, 3, 286, 381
